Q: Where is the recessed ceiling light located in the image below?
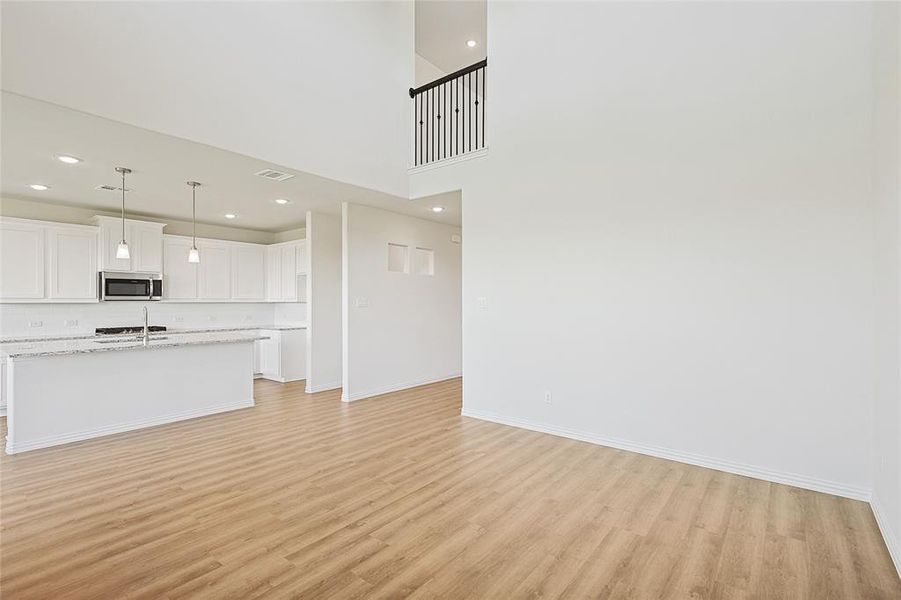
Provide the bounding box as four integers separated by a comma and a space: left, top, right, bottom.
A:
467, 40, 477, 48
431, 206, 445, 213
224, 213, 237, 219
30, 184, 50, 191
274, 198, 290, 205
56, 155, 81, 164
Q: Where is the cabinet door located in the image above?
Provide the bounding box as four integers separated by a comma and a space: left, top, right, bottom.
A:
49, 228, 97, 300
0, 221, 45, 299
259, 331, 281, 378
198, 241, 231, 300
279, 329, 306, 381
232, 245, 267, 301
280, 245, 297, 301
99, 219, 132, 272
296, 241, 307, 274
132, 223, 163, 273
267, 245, 282, 301
162, 237, 198, 299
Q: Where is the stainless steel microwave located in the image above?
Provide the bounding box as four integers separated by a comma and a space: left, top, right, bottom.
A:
99, 272, 163, 301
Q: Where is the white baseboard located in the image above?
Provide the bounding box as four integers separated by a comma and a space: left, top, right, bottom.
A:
343, 372, 462, 402
306, 381, 342, 394
871, 492, 901, 578
0, 406, 6, 417
6, 399, 255, 454
461, 408, 871, 502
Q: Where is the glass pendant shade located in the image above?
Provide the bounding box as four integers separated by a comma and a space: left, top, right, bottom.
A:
116, 240, 130, 260
188, 246, 200, 263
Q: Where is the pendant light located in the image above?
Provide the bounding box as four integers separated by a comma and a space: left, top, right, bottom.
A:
115, 167, 132, 260
187, 181, 201, 263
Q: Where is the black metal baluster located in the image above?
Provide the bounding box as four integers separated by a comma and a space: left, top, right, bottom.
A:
482, 67, 486, 148
416, 94, 423, 164
414, 92, 419, 166
468, 71, 472, 152
475, 66, 479, 148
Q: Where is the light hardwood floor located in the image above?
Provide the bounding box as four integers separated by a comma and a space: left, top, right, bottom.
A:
1, 378, 898, 599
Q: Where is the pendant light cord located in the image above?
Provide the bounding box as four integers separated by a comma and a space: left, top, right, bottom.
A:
121, 169, 126, 241
192, 185, 197, 248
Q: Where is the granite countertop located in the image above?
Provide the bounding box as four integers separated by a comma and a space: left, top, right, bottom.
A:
0, 324, 306, 345
1, 330, 270, 359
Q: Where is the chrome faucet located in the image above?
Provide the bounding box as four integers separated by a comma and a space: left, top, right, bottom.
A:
142, 305, 150, 346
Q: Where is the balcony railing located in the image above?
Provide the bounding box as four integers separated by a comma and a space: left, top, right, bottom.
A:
410, 58, 486, 167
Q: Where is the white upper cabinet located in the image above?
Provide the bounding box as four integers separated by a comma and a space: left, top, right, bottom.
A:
48, 227, 97, 300
295, 240, 307, 274
266, 241, 303, 302
198, 241, 232, 300
1, 218, 99, 303
232, 244, 267, 301
132, 222, 164, 273
162, 236, 198, 300
280, 244, 297, 301
0, 219, 45, 300
267, 245, 282, 301
94, 216, 165, 273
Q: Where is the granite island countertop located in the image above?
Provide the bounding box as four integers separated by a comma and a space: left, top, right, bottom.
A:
1, 330, 270, 359
0, 324, 306, 345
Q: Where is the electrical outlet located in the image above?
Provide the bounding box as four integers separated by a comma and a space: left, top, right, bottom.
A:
28, 320, 43, 328
244, 315, 253, 321
477, 297, 488, 309
173, 316, 184, 322
544, 391, 552, 404
64, 320, 78, 327
355, 297, 370, 308
208, 316, 218, 322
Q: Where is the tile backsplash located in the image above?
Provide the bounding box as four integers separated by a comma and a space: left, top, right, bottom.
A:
0, 302, 306, 338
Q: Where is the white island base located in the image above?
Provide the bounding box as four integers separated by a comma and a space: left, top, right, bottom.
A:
5, 340, 255, 454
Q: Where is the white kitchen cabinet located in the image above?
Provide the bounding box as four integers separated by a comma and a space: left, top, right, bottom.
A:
0, 220, 45, 300
266, 241, 304, 302
132, 222, 164, 273
95, 216, 165, 273
296, 241, 307, 274
162, 237, 198, 299
258, 329, 306, 382
48, 227, 98, 300
280, 245, 297, 301
232, 244, 267, 301
198, 241, 232, 300
266, 245, 282, 301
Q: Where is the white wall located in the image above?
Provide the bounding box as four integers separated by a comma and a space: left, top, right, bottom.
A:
342, 203, 461, 401
1, 1, 414, 198
411, 1, 879, 499
872, 1, 901, 575
305, 211, 343, 392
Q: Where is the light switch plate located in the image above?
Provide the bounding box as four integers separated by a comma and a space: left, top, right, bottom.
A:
477, 297, 488, 309
355, 297, 370, 308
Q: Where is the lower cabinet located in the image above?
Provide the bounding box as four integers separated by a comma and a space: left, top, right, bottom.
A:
257, 329, 306, 383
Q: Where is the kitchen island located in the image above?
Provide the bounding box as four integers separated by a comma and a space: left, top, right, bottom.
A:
1, 330, 266, 454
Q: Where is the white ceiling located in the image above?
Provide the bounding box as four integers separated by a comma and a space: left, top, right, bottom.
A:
1, 1, 413, 199
1, 93, 461, 230
416, 0, 487, 75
